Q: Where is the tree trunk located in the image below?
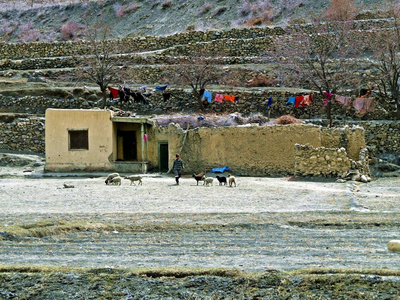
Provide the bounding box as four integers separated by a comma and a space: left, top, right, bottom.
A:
397, 99, 400, 120
102, 90, 107, 109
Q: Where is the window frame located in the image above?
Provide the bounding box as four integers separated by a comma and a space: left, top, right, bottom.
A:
68, 129, 89, 151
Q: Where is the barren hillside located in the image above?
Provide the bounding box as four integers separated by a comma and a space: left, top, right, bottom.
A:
0, 0, 390, 42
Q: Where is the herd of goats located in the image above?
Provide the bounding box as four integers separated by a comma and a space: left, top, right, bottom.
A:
104, 172, 237, 187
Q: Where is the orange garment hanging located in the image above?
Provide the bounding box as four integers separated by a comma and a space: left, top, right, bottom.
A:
223, 95, 235, 103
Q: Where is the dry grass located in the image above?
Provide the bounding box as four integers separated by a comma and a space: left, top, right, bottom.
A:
274, 114, 303, 125
152, 113, 272, 129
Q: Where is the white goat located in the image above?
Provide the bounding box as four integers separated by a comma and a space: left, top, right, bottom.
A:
203, 177, 214, 186
105, 173, 120, 185
228, 174, 236, 187
109, 176, 122, 186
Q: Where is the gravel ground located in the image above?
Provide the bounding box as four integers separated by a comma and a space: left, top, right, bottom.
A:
0, 153, 400, 298
0, 173, 399, 271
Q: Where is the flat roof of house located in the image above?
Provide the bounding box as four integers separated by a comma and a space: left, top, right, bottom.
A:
110, 116, 154, 126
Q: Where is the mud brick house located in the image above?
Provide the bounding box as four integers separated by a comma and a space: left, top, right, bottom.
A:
45, 109, 368, 176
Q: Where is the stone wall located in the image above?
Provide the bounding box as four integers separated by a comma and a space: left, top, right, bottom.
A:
0, 114, 45, 153
294, 144, 370, 179
295, 144, 352, 177
0, 85, 396, 120
0, 19, 395, 60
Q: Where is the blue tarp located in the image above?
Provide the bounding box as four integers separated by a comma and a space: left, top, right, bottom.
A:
212, 166, 230, 173
155, 85, 168, 92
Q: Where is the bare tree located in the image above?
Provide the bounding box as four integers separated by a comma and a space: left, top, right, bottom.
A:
273, 15, 359, 121
80, 24, 120, 108
174, 54, 221, 110
368, 3, 400, 120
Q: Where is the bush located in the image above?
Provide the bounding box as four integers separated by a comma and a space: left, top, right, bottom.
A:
18, 22, 40, 42
245, 74, 276, 87
60, 20, 83, 41
274, 115, 303, 125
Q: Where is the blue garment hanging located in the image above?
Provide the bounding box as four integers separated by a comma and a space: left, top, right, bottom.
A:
202, 90, 212, 103
286, 97, 295, 106
266, 97, 272, 109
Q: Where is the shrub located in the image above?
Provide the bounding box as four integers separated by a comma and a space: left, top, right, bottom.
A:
18, 22, 40, 42
324, 0, 357, 21
162, 0, 173, 9
274, 115, 303, 125
198, 3, 211, 16
60, 20, 83, 41
245, 74, 276, 87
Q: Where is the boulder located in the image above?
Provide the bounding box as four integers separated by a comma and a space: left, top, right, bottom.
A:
387, 240, 400, 252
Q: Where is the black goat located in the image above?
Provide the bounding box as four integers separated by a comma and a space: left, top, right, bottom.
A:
216, 175, 227, 186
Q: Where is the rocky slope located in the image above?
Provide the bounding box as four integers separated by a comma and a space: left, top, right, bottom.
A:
0, 0, 389, 42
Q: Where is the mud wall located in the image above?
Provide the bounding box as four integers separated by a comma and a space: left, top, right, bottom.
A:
158, 123, 365, 176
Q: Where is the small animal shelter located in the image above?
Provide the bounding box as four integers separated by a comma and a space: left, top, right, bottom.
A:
44, 109, 368, 177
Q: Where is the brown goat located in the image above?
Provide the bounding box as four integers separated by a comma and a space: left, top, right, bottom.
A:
192, 172, 205, 185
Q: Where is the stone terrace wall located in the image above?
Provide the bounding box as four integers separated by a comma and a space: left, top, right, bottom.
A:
0, 114, 45, 153
0, 19, 395, 60
0, 86, 395, 120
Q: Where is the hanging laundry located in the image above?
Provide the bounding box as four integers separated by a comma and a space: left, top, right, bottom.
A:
155, 85, 168, 92
353, 97, 374, 115
143, 133, 148, 142
295, 96, 304, 108
323, 92, 333, 105
162, 92, 171, 102
108, 87, 119, 99
202, 90, 212, 103
286, 97, 295, 106
199, 88, 205, 97
336, 95, 352, 109
223, 95, 235, 103
266, 97, 273, 109
300, 94, 313, 107
214, 94, 223, 103
360, 90, 373, 98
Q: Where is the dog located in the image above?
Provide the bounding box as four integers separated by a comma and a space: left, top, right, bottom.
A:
216, 175, 227, 186
124, 175, 143, 185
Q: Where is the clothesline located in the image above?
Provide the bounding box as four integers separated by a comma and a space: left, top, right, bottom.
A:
201, 90, 236, 104
323, 92, 375, 115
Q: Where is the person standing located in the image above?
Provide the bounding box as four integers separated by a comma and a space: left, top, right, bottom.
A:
172, 153, 184, 185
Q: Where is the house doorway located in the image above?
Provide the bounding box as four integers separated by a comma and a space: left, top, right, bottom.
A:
117, 130, 137, 161
158, 142, 169, 171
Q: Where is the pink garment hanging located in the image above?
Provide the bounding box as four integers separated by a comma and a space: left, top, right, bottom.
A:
301, 94, 313, 106
323, 92, 333, 105
336, 95, 352, 109
215, 94, 223, 103
353, 97, 374, 115
143, 133, 148, 142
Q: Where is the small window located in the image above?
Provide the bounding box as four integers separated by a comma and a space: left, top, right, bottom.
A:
69, 130, 88, 150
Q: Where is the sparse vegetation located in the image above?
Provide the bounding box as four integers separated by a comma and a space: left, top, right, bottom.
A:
274, 114, 303, 124
60, 20, 84, 40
